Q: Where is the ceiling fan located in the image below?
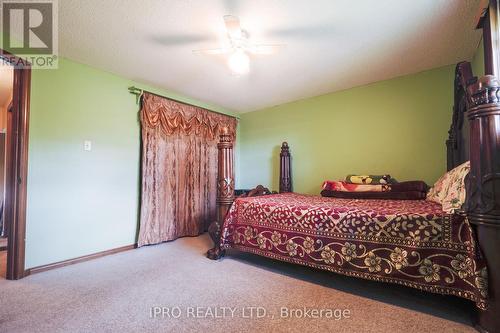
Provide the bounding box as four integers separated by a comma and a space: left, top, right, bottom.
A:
193, 15, 285, 75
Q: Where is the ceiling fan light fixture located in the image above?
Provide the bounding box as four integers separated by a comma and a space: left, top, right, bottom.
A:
193, 15, 284, 75
228, 49, 250, 75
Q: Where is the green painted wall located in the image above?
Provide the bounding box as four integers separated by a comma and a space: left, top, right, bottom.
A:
26, 57, 236, 268
238, 65, 455, 194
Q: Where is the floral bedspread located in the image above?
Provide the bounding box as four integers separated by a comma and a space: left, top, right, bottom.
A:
219, 193, 488, 308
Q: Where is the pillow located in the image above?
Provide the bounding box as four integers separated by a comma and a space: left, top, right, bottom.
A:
426, 161, 470, 213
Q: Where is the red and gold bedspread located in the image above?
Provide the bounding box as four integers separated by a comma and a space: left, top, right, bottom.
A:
220, 193, 488, 308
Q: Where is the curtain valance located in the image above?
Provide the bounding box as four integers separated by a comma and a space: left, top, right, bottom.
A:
140, 92, 237, 141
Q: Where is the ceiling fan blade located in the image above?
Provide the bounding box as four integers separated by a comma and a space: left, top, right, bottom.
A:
152, 34, 213, 46
267, 26, 336, 39
223, 15, 242, 39
247, 44, 286, 55
192, 48, 232, 55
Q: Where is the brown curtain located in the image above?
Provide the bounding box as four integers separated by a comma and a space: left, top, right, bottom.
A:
138, 93, 237, 247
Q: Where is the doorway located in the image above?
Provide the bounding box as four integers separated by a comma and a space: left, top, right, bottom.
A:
0, 51, 31, 280
0, 64, 13, 278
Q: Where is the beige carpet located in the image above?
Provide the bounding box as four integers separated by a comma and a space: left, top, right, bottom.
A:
0, 234, 475, 333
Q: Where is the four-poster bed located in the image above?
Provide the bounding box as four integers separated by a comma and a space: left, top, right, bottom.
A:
207, 3, 500, 332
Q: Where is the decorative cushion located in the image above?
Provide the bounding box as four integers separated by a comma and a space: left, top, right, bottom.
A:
426, 161, 470, 213
345, 174, 396, 185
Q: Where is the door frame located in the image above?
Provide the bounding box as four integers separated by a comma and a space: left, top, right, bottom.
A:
1, 49, 31, 280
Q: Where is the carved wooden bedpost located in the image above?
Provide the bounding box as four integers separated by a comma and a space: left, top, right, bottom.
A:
467, 76, 500, 333
447, 63, 474, 171
207, 127, 234, 260
279, 142, 292, 193
468, 2, 500, 331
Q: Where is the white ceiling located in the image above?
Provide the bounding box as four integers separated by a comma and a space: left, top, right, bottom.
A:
0, 65, 13, 108
57, 0, 482, 112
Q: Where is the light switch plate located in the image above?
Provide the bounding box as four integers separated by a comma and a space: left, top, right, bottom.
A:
84, 140, 92, 151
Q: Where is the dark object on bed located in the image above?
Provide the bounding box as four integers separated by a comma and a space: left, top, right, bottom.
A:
234, 189, 253, 196
324, 180, 428, 192
237, 185, 275, 198
389, 180, 428, 193
321, 180, 428, 199
321, 190, 426, 200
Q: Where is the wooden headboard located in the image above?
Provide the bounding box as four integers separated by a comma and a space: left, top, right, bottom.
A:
446, 62, 475, 171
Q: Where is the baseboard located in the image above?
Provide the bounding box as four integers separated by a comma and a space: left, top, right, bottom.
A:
26, 243, 137, 275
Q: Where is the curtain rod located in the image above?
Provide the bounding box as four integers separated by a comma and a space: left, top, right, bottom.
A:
128, 86, 239, 119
